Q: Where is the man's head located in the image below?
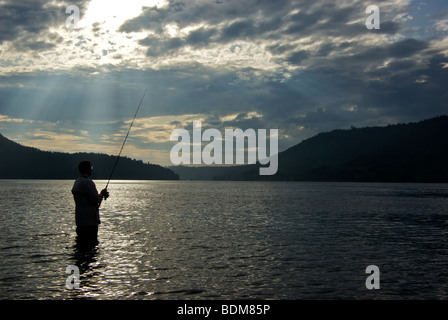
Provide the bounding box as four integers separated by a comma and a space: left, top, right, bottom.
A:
78, 160, 92, 176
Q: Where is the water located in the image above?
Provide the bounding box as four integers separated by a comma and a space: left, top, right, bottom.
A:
0, 180, 448, 300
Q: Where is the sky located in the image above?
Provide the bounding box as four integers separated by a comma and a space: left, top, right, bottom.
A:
0, 0, 447, 167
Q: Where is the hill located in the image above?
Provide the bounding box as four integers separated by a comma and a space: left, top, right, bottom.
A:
0, 133, 179, 180
170, 115, 448, 182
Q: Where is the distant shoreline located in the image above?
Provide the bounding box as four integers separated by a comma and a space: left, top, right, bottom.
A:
1, 178, 447, 184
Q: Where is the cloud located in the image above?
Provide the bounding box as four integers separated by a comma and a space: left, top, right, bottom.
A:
120, 0, 403, 63
0, 0, 90, 47
0, 0, 448, 166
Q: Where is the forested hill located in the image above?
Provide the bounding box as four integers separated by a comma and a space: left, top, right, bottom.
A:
3, 115, 448, 182
171, 115, 448, 182
273, 115, 448, 182
0, 134, 179, 180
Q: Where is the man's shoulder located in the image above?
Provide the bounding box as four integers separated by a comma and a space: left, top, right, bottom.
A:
74, 175, 91, 183
72, 175, 95, 191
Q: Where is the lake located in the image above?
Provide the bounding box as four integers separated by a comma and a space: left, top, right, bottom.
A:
0, 179, 447, 299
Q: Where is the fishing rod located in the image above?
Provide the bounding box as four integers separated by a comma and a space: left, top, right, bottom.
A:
105, 89, 147, 191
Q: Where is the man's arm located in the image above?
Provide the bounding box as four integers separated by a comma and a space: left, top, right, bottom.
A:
85, 180, 103, 207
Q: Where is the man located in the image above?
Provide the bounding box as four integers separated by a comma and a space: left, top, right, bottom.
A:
72, 160, 109, 246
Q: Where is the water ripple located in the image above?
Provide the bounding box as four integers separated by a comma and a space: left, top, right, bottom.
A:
1, 180, 448, 299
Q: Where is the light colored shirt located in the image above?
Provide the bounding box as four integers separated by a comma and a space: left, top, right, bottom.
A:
71, 174, 102, 226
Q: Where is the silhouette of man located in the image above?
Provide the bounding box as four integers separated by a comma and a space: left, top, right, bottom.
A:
72, 161, 109, 246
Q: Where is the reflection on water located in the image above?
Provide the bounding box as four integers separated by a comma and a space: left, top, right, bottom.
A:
69, 243, 100, 298
0, 180, 448, 299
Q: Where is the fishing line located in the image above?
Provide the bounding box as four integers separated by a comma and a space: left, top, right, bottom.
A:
105, 89, 147, 190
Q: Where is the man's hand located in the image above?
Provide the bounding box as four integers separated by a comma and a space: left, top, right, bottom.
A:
100, 188, 109, 200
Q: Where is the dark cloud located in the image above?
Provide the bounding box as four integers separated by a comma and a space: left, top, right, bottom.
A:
185, 27, 218, 47
309, 38, 430, 81
120, 0, 291, 33
12, 31, 64, 52
139, 36, 185, 57
220, 19, 256, 41
0, 0, 90, 51
0, 0, 58, 43
120, 0, 299, 54
122, 0, 405, 67
137, 15, 282, 57
359, 54, 448, 114
287, 50, 309, 65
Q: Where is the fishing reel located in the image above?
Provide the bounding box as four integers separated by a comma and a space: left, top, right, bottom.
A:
101, 189, 110, 200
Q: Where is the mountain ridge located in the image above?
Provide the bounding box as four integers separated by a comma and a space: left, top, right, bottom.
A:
2, 115, 448, 182
0, 133, 179, 180
171, 115, 448, 182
